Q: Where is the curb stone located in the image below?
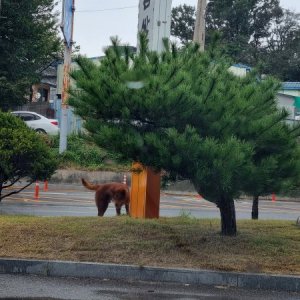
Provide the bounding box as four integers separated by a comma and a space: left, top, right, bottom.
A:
0, 258, 299, 292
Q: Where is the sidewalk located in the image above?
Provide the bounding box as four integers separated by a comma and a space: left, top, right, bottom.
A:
0, 258, 299, 293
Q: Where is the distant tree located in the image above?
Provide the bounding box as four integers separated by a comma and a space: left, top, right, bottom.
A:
0, 0, 61, 111
205, 0, 282, 64
0, 112, 58, 201
261, 10, 300, 81
171, 4, 196, 45
171, 1, 282, 54
171, 1, 300, 80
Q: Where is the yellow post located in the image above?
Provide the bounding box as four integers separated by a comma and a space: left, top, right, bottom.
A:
130, 162, 160, 218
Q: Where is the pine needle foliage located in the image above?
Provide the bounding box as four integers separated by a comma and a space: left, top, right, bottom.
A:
69, 35, 300, 235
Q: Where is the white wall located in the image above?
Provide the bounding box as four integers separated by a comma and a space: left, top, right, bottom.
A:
277, 94, 295, 120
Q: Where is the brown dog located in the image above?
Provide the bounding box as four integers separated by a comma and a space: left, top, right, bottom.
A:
81, 178, 130, 216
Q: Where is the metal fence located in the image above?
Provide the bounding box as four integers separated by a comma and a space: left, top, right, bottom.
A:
14, 102, 51, 117
15, 100, 83, 134
54, 99, 83, 134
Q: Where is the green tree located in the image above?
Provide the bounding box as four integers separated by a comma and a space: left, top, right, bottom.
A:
0, 112, 58, 201
244, 124, 300, 219
68, 36, 299, 235
261, 10, 300, 81
171, 4, 196, 45
215, 71, 300, 219
171, 1, 282, 57
171, 2, 300, 80
0, 0, 61, 110
205, 0, 282, 64
172, 46, 300, 225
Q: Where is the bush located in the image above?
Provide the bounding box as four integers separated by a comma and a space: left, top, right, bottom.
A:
0, 112, 58, 201
50, 134, 129, 171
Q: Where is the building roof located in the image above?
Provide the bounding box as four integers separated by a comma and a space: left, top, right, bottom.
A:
282, 82, 300, 90
232, 63, 252, 70
277, 92, 296, 99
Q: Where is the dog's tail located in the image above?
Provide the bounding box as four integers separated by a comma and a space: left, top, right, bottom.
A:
81, 178, 99, 191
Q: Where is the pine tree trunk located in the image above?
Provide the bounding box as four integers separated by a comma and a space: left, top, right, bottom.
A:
218, 196, 237, 236
251, 195, 259, 220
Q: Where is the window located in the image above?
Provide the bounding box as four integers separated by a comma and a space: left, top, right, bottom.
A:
18, 113, 40, 121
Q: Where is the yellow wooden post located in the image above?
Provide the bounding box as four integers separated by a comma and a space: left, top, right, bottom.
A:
130, 162, 160, 218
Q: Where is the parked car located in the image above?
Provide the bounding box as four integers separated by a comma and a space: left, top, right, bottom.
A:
11, 111, 59, 135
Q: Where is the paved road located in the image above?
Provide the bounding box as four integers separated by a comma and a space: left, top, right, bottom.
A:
0, 184, 299, 220
1, 274, 299, 300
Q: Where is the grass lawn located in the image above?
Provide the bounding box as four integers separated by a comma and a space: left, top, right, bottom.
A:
0, 216, 299, 275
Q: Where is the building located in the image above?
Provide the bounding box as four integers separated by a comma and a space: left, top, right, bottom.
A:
229, 63, 252, 77
280, 82, 300, 97
278, 82, 300, 120
15, 60, 61, 118
230, 64, 300, 122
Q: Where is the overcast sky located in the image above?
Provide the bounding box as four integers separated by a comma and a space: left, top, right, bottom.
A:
61, 0, 300, 57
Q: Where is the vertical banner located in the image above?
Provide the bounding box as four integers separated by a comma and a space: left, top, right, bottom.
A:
138, 0, 172, 53
61, 0, 74, 48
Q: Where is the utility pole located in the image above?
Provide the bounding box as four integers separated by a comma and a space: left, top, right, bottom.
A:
59, 0, 75, 153
193, 0, 207, 51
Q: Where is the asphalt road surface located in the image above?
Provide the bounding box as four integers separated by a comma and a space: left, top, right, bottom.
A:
1, 274, 300, 300
0, 183, 299, 220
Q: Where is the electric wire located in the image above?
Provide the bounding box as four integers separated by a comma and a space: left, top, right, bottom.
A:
76, 5, 137, 13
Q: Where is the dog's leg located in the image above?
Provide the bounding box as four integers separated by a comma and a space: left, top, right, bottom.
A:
97, 200, 109, 216
114, 203, 122, 216
125, 203, 130, 215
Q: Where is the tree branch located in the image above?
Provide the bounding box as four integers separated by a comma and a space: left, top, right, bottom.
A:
2, 176, 21, 188
0, 181, 34, 201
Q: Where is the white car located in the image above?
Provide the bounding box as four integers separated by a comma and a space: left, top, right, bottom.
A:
11, 111, 60, 135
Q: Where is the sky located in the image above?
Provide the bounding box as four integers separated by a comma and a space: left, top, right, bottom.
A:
59, 0, 300, 57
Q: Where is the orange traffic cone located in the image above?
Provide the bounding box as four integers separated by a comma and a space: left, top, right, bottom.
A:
44, 180, 48, 192
34, 181, 39, 200
272, 193, 276, 202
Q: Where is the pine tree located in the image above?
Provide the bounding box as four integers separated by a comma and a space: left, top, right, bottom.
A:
69, 35, 300, 235
243, 119, 300, 219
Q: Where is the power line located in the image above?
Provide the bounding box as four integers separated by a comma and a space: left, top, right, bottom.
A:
76, 5, 137, 13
